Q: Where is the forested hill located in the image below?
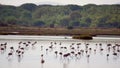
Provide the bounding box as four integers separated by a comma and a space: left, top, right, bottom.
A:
0, 3, 120, 28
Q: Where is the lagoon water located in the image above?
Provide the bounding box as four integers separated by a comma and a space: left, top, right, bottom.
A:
0, 35, 120, 68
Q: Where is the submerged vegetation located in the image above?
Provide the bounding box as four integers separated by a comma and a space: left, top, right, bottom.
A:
0, 3, 120, 28
72, 35, 93, 40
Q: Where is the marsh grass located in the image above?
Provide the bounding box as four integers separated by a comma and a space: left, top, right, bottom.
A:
0, 27, 120, 36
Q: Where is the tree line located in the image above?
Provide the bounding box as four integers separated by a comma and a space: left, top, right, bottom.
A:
0, 3, 120, 28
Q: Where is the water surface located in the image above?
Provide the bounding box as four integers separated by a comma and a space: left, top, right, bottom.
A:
0, 35, 120, 68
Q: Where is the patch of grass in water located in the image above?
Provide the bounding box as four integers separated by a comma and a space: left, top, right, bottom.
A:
72, 34, 93, 40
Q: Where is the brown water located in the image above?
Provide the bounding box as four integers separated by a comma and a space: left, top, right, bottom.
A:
0, 35, 120, 68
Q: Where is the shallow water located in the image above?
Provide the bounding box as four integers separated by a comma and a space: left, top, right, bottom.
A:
0, 35, 120, 68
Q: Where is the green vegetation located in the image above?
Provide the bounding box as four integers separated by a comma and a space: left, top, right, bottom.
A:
72, 35, 93, 40
0, 3, 120, 28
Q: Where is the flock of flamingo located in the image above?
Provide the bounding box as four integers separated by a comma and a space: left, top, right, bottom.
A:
0, 41, 37, 62
0, 40, 120, 66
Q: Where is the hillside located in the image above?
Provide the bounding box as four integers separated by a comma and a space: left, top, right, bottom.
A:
0, 3, 120, 28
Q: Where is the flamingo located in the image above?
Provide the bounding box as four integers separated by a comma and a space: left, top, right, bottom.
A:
41, 59, 45, 64
113, 53, 117, 56
55, 51, 58, 56
107, 54, 109, 57
8, 52, 13, 59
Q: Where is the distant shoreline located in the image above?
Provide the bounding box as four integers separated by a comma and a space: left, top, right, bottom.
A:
0, 27, 120, 36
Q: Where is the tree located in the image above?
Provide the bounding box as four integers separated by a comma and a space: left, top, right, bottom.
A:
60, 17, 70, 27
5, 16, 17, 25
0, 19, 8, 26
85, 17, 92, 23
109, 22, 120, 28
67, 5, 83, 11
70, 11, 82, 20
97, 16, 109, 28
20, 10, 32, 20
85, 17, 92, 27
33, 20, 45, 27
50, 23, 55, 28
20, 3, 37, 12
71, 21, 80, 27
67, 26, 74, 29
